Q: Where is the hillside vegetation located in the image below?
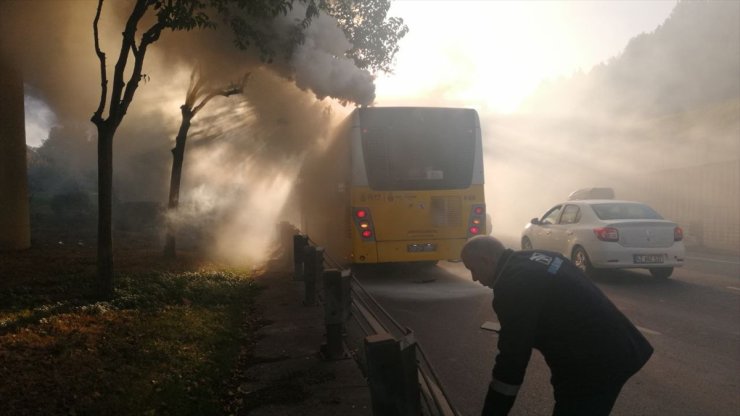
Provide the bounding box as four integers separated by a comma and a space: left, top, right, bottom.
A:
523, 0, 740, 120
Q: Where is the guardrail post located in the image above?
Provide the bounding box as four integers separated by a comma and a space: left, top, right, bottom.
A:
322, 268, 350, 360
293, 234, 308, 281
276, 221, 296, 269
399, 332, 420, 416
364, 332, 420, 416
303, 245, 323, 306
341, 269, 351, 323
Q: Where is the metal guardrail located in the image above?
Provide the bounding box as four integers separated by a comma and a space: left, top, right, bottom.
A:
282, 225, 460, 416
350, 273, 460, 416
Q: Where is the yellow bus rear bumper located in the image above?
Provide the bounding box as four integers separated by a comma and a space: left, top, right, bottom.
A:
353, 238, 467, 263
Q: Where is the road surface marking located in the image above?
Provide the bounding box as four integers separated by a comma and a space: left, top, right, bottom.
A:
727, 286, 740, 292
481, 321, 501, 332
686, 256, 740, 265
636, 325, 662, 336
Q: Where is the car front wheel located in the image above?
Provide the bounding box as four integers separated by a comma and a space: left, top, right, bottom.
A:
649, 267, 674, 279
572, 246, 595, 277
521, 237, 533, 250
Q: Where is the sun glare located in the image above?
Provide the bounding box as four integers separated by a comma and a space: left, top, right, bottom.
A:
375, 1, 676, 113
374, 2, 560, 112
24, 94, 57, 147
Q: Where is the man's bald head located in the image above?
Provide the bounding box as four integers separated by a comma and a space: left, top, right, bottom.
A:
461, 235, 507, 260
460, 235, 507, 288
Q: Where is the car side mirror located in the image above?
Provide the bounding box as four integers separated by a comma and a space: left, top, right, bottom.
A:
530, 218, 540, 225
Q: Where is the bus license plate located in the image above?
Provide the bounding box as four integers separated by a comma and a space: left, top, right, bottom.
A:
407, 243, 437, 253
634, 254, 664, 264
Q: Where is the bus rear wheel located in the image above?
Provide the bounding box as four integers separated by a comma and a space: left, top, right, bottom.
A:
408, 260, 437, 269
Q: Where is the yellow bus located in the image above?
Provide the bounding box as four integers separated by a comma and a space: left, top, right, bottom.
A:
299, 106, 487, 266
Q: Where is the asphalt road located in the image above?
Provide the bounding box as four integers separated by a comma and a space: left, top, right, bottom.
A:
354, 251, 740, 416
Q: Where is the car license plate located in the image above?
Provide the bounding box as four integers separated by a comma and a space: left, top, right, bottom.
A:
634, 254, 664, 264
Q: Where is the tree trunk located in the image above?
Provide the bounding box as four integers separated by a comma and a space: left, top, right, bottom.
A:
97, 123, 114, 299
163, 106, 193, 258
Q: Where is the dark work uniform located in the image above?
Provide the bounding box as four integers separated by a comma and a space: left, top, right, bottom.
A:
482, 249, 653, 416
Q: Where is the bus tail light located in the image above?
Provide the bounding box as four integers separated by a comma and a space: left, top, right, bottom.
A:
353, 207, 376, 241
468, 204, 486, 237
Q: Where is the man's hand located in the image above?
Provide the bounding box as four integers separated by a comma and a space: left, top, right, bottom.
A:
481, 384, 516, 416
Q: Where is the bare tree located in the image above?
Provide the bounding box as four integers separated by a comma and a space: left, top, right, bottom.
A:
90, 0, 406, 299
91, 0, 217, 298
164, 70, 249, 258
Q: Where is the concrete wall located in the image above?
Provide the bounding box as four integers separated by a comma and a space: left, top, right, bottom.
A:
0, 45, 31, 250
623, 160, 740, 254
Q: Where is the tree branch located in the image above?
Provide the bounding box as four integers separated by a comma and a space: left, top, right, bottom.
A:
92, 0, 108, 125
191, 72, 250, 116
185, 67, 208, 109
109, 0, 149, 124
117, 19, 163, 126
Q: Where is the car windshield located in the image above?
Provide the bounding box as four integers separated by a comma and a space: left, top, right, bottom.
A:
590, 203, 664, 220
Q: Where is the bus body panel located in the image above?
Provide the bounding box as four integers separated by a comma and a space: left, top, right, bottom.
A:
300, 106, 487, 266
299, 115, 354, 265
349, 186, 485, 263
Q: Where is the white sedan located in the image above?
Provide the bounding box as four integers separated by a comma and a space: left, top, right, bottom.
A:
521, 199, 685, 278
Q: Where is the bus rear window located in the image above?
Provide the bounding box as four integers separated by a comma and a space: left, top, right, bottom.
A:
360, 108, 476, 190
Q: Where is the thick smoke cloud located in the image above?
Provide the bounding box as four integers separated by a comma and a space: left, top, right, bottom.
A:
291, 14, 376, 105
2, 0, 370, 264
151, 1, 376, 105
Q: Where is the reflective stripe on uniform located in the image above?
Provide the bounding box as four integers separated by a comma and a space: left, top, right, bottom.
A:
547, 257, 563, 275
491, 378, 521, 396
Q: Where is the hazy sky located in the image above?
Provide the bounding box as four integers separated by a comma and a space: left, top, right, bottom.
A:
374, 0, 678, 112
23, 0, 677, 147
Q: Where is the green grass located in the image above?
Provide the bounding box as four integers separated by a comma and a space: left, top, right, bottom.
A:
0, 268, 262, 415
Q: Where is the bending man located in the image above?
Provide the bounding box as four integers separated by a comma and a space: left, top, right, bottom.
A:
461, 235, 653, 416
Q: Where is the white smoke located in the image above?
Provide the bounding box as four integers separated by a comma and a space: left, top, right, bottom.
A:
288, 12, 375, 105
6, 0, 381, 265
